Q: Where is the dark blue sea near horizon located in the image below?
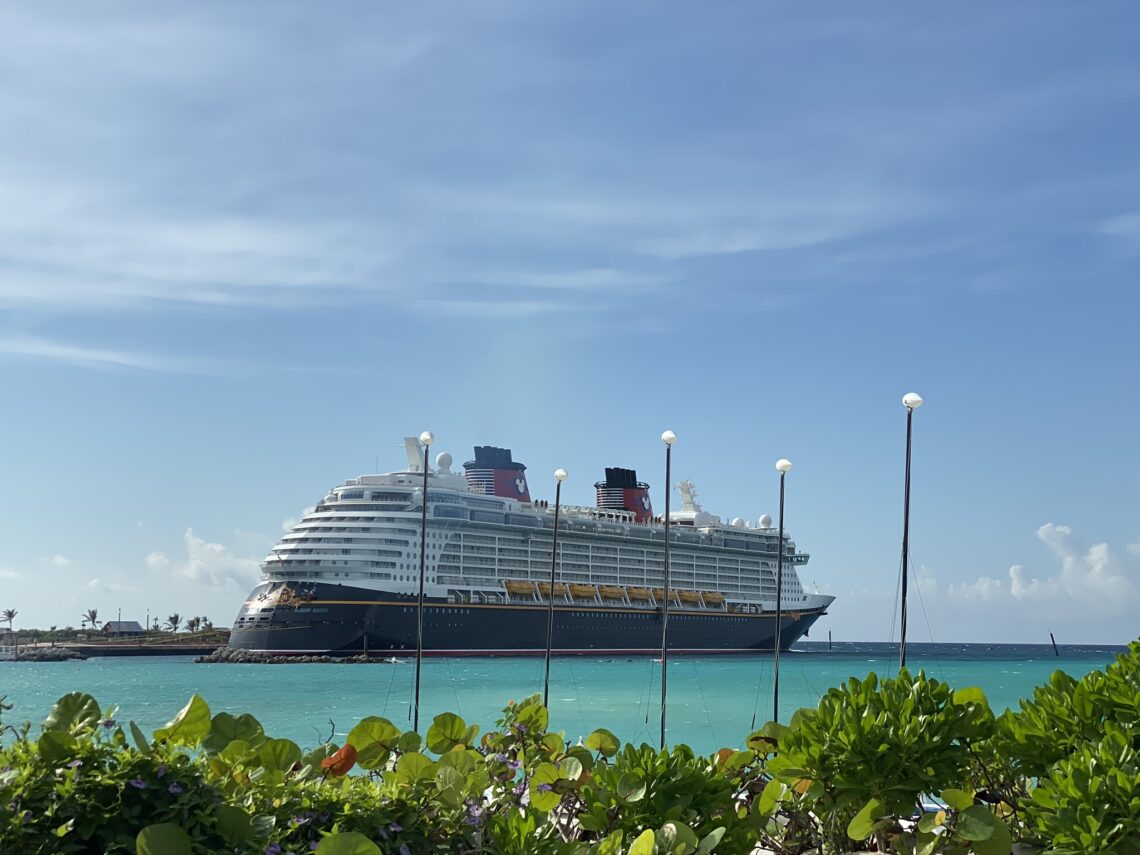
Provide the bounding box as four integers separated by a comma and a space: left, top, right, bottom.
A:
0, 642, 1128, 755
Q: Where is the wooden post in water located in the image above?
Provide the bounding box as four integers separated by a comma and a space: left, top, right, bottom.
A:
828, 629, 832, 651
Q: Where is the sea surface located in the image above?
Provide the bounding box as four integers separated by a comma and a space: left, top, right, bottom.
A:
0, 643, 1126, 755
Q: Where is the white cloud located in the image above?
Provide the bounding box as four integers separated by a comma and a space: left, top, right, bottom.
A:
0, 567, 19, 580
945, 523, 1136, 614
147, 529, 259, 588
48, 554, 73, 568
282, 507, 315, 533
145, 551, 170, 570
86, 577, 129, 593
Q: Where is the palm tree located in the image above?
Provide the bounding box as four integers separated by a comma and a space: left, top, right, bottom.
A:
185, 616, 201, 633
165, 613, 181, 633
1, 609, 16, 631
82, 609, 99, 631
49, 625, 57, 647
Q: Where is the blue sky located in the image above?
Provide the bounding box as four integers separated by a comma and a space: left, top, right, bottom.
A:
1, 2, 1138, 642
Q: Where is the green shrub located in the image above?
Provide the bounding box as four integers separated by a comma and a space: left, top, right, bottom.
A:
1, 642, 1137, 854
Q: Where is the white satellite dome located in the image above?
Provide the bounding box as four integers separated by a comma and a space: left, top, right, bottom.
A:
731, 517, 745, 527
759, 514, 773, 529
435, 451, 453, 473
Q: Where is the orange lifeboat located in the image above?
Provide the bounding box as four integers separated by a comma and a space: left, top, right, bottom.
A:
537, 582, 570, 598
703, 591, 725, 606
570, 583, 598, 598
505, 580, 537, 595
599, 585, 625, 599
627, 587, 651, 600
679, 590, 702, 604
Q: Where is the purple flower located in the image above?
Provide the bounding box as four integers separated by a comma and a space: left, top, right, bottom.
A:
536, 783, 554, 793
514, 724, 528, 734
494, 752, 508, 763
66, 759, 83, 769
264, 845, 282, 855
309, 844, 318, 853
167, 782, 183, 795
129, 779, 147, 789
102, 719, 116, 729
507, 759, 522, 771
388, 822, 402, 833
156, 764, 167, 778
464, 802, 485, 827
399, 845, 411, 855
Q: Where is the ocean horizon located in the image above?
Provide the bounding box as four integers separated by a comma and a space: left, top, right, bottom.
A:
1, 642, 1127, 755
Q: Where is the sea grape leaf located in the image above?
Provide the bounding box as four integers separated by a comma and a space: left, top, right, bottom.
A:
153, 694, 211, 747
316, 832, 382, 855
43, 692, 101, 734
698, 827, 725, 854
203, 712, 265, 753
257, 737, 301, 772
628, 829, 656, 855
956, 805, 998, 842
426, 712, 468, 754
214, 805, 253, 845
129, 721, 151, 754
847, 797, 887, 841
585, 728, 620, 758
136, 823, 192, 855
38, 730, 78, 764
347, 716, 400, 769
940, 787, 975, 812
529, 763, 562, 812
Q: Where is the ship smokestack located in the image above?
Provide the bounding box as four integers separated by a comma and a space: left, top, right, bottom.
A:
595, 467, 653, 522
463, 446, 531, 501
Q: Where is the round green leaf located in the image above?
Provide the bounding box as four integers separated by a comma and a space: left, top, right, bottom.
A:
316, 832, 382, 855
346, 716, 400, 769
529, 762, 562, 811
43, 692, 101, 734
153, 693, 211, 747
395, 751, 435, 784
204, 712, 265, 753
257, 737, 302, 772
956, 805, 998, 842
38, 730, 78, 764
585, 727, 620, 758
617, 772, 646, 803
628, 829, 656, 855
847, 797, 887, 841
214, 805, 253, 845
426, 712, 468, 754
137, 823, 192, 855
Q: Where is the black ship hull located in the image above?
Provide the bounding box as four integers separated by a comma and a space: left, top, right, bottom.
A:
229, 581, 828, 656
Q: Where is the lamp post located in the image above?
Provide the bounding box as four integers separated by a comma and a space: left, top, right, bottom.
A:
543, 468, 568, 709
659, 430, 676, 749
773, 458, 792, 723
413, 430, 433, 732
899, 393, 923, 670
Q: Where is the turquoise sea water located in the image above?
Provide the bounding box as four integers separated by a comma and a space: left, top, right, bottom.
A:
0, 643, 1126, 755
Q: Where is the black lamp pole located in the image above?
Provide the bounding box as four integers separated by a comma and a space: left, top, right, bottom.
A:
773, 459, 791, 723
659, 430, 676, 749
413, 431, 433, 731
899, 394, 922, 670
543, 470, 567, 709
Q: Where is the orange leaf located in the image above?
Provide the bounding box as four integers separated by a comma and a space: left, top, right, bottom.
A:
320, 743, 358, 776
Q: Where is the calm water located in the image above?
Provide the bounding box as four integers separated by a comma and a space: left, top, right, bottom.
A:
0, 643, 1126, 755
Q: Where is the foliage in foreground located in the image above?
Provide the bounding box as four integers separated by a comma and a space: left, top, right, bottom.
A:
1, 641, 1138, 855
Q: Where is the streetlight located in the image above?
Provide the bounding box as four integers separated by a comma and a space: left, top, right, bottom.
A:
543, 468, 568, 709
659, 429, 676, 749
413, 430, 433, 732
899, 393, 923, 670
773, 458, 792, 723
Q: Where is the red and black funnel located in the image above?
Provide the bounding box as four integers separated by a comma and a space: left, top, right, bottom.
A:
463, 446, 531, 502
595, 467, 653, 522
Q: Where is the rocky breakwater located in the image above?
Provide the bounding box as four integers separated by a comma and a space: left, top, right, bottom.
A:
196, 647, 397, 665
15, 647, 89, 662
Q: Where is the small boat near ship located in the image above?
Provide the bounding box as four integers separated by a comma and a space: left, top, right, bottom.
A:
227, 438, 834, 655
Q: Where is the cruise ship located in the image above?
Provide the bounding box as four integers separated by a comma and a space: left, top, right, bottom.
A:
228, 438, 834, 655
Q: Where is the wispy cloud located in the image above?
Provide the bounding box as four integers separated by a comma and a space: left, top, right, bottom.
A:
147, 528, 259, 588
0, 335, 217, 373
